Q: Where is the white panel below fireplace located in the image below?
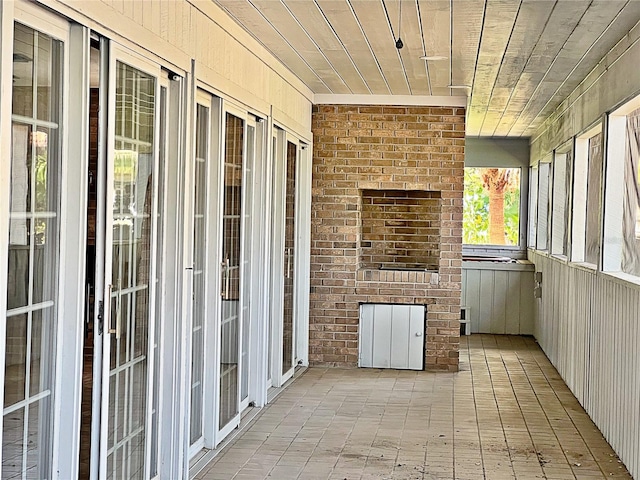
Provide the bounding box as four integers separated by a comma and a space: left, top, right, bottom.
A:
359, 304, 425, 370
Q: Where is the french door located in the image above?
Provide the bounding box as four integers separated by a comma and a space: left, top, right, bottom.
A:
98, 44, 161, 480
281, 136, 298, 383
217, 106, 249, 440
2, 13, 67, 480
189, 92, 212, 456
188, 97, 259, 453
269, 129, 301, 387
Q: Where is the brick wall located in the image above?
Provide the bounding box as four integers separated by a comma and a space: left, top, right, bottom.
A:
361, 189, 441, 270
310, 104, 465, 371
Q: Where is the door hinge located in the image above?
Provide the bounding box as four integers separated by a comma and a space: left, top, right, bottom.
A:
97, 300, 104, 335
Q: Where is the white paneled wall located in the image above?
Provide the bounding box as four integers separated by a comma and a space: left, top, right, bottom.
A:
531, 252, 640, 479
462, 262, 535, 334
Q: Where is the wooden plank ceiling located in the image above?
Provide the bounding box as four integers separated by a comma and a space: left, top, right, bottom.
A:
214, 0, 640, 137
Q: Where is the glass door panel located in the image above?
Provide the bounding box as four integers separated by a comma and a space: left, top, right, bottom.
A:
103, 58, 158, 480
3, 23, 62, 480
190, 103, 209, 449
219, 113, 244, 432
282, 141, 297, 378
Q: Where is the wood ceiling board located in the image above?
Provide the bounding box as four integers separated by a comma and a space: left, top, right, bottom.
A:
515, 1, 632, 134
489, 0, 591, 136
485, 1, 555, 104
418, 0, 451, 91
526, 5, 640, 136
385, 0, 431, 95
430, 84, 457, 97
248, 0, 351, 93
478, 0, 555, 135
466, 105, 488, 137
425, 64, 452, 95
466, 0, 522, 135
420, 0, 451, 58
507, 82, 565, 135
480, 110, 507, 136
451, 0, 485, 90
316, 0, 390, 94
470, 0, 522, 106
283, 0, 370, 93
492, 86, 533, 135
216, 0, 332, 92
348, 0, 410, 94
510, 0, 629, 134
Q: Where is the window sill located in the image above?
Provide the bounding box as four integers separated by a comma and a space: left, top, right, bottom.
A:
599, 271, 640, 289
570, 262, 598, 273
463, 245, 528, 260
462, 260, 534, 272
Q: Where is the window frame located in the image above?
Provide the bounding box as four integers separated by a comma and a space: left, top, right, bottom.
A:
571, 123, 603, 266
550, 140, 573, 258
536, 159, 552, 252
604, 95, 640, 279
528, 166, 539, 249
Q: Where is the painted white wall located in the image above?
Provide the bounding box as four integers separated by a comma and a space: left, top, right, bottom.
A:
461, 263, 535, 335
531, 252, 640, 479
528, 17, 640, 480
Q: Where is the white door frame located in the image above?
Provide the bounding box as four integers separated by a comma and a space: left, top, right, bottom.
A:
248, 116, 270, 407
240, 115, 257, 413
270, 129, 305, 388
295, 142, 311, 369
99, 41, 162, 480
269, 126, 286, 388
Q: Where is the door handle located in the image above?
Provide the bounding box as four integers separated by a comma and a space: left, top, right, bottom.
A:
115, 282, 122, 340
415, 332, 423, 337
107, 281, 122, 339
105, 283, 113, 335
221, 257, 230, 299
286, 247, 292, 279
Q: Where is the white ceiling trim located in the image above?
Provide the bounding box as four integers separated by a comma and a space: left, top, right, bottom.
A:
313, 94, 467, 106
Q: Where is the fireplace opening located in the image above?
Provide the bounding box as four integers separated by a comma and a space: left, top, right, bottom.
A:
360, 189, 441, 271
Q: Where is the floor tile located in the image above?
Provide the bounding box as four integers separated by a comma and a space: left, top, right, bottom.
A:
196, 335, 631, 480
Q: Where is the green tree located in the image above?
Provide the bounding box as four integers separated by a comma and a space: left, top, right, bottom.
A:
463, 168, 520, 245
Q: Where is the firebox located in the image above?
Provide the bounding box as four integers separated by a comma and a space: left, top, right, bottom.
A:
360, 189, 441, 271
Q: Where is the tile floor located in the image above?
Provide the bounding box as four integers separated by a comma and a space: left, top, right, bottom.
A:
196, 335, 631, 480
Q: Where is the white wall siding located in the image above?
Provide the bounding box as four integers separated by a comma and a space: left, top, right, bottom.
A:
41, 0, 313, 138
462, 263, 535, 335
531, 252, 640, 478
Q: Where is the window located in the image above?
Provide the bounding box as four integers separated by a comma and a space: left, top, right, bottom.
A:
603, 101, 640, 276
622, 108, 640, 275
528, 167, 538, 247
572, 127, 602, 265
536, 162, 551, 251
463, 167, 521, 246
551, 147, 572, 256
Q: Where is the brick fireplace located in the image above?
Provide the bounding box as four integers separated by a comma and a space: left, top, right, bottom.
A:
309, 104, 464, 371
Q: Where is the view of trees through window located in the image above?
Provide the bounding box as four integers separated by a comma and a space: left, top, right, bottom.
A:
463, 167, 521, 245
